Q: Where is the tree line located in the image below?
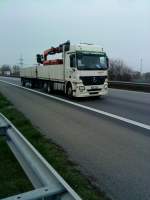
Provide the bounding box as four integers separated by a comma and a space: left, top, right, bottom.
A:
0, 64, 20, 76
108, 59, 150, 83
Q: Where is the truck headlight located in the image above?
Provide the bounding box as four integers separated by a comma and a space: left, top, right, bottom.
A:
104, 84, 108, 89
105, 78, 108, 83
79, 86, 85, 91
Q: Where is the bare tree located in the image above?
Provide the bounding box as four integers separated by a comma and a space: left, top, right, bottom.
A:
12, 65, 20, 76
132, 71, 141, 80
143, 72, 150, 82
108, 59, 133, 81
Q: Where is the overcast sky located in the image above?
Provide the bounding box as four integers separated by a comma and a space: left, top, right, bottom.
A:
0, 0, 150, 72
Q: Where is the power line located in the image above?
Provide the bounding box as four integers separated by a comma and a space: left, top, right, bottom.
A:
19, 54, 24, 68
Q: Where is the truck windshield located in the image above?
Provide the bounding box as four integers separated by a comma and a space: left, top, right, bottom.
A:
76, 53, 108, 70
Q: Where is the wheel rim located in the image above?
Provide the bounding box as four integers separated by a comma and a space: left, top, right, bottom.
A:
47, 85, 51, 93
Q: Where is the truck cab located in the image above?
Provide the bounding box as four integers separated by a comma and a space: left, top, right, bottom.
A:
64, 44, 109, 97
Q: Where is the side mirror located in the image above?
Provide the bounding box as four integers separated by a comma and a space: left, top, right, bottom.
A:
36, 54, 44, 64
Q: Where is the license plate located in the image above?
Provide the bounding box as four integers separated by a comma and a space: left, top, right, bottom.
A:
91, 86, 98, 89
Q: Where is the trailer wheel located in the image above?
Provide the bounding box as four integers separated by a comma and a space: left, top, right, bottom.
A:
44, 82, 53, 94
30, 80, 35, 89
21, 78, 25, 87
47, 84, 52, 93
66, 84, 73, 98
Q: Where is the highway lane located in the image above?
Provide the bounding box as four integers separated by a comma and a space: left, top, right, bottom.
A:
0, 79, 150, 200
0, 76, 150, 126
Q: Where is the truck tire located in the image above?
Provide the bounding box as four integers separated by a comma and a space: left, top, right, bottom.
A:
47, 83, 52, 93
21, 78, 25, 87
66, 84, 73, 98
30, 80, 35, 89
44, 82, 53, 94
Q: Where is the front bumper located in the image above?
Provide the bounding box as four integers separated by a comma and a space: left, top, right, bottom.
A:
73, 83, 108, 97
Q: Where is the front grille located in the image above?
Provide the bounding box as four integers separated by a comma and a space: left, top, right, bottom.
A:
80, 76, 107, 86
87, 89, 101, 91
89, 92, 99, 95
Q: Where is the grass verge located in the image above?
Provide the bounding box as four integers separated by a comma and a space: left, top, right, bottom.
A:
0, 92, 109, 200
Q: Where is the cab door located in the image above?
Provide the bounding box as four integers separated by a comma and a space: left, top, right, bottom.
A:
65, 53, 76, 80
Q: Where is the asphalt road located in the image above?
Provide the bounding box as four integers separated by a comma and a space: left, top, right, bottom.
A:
0, 76, 150, 125
0, 77, 150, 200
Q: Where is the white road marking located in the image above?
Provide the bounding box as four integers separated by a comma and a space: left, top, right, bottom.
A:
0, 79, 150, 131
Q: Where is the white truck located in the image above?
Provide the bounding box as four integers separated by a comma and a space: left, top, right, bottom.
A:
20, 41, 109, 98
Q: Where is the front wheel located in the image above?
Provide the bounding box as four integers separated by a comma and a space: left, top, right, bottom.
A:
66, 84, 73, 98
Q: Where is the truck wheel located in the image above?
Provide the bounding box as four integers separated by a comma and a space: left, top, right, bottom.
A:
47, 84, 52, 93
67, 84, 73, 98
21, 78, 25, 87
47, 82, 53, 94
30, 80, 35, 88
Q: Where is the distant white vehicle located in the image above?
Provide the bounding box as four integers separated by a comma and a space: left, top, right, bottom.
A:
4, 71, 11, 76
20, 41, 109, 98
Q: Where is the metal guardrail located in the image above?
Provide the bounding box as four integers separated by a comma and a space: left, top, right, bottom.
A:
108, 81, 150, 92
109, 80, 150, 85
0, 113, 82, 200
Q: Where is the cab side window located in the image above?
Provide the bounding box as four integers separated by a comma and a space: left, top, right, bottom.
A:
70, 55, 76, 68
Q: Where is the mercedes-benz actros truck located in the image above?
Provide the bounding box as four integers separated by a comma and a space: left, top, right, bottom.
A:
20, 41, 109, 98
